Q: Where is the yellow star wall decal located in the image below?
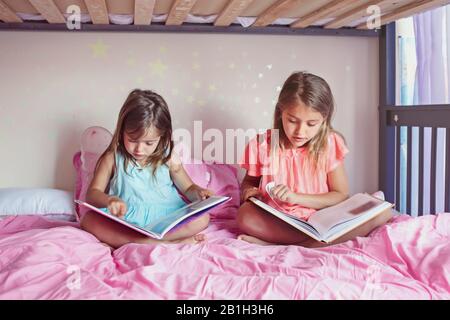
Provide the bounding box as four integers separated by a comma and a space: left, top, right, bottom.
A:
159, 46, 168, 54
90, 40, 108, 58
127, 57, 136, 67
193, 81, 201, 89
186, 96, 195, 104
148, 59, 168, 78
208, 84, 217, 92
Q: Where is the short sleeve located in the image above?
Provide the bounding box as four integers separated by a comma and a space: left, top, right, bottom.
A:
239, 136, 261, 177
326, 132, 349, 173
239, 134, 266, 177
168, 149, 182, 167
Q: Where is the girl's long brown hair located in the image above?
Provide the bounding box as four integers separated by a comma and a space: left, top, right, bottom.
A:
274, 71, 343, 170
100, 89, 174, 175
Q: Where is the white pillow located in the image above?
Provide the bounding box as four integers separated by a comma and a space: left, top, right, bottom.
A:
0, 188, 76, 221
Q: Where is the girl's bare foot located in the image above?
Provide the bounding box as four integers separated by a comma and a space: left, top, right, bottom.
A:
193, 233, 206, 243
175, 233, 207, 244
135, 234, 206, 246
237, 234, 274, 245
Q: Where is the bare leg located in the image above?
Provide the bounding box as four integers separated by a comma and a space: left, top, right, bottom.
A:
80, 210, 209, 249
236, 202, 394, 248
237, 202, 317, 246
162, 213, 210, 242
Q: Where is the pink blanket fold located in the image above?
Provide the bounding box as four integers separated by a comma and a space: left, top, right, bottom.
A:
0, 213, 449, 299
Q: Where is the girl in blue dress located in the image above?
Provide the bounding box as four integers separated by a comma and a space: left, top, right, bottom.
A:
81, 89, 213, 248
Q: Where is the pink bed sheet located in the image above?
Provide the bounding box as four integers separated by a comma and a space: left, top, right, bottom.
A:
0, 211, 449, 299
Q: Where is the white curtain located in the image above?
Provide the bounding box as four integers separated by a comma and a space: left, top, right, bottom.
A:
413, 6, 449, 104
412, 5, 450, 214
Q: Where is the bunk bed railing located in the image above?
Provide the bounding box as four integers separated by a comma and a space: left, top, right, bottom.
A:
381, 105, 450, 215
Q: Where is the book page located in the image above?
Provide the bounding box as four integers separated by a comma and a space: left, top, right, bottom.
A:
143, 196, 230, 237
76, 196, 230, 239
249, 197, 322, 241
307, 193, 390, 237
74, 200, 159, 238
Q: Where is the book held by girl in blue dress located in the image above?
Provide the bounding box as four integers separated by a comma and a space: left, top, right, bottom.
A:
75, 196, 231, 239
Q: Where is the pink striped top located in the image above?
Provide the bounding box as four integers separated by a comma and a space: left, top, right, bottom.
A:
240, 129, 349, 220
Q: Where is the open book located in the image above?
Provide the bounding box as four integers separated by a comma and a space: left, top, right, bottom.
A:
249, 192, 393, 243
75, 196, 231, 239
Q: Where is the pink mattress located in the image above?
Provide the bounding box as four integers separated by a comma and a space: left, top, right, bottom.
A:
0, 211, 449, 299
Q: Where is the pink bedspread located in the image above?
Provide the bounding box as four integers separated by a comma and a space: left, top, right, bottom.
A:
0, 212, 449, 299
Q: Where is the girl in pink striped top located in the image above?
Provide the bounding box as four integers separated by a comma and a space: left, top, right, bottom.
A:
237, 72, 392, 247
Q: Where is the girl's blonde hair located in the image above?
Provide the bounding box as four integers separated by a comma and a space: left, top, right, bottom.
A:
274, 71, 342, 170
101, 89, 174, 175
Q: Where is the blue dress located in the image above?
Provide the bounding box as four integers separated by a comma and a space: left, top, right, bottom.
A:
102, 152, 187, 227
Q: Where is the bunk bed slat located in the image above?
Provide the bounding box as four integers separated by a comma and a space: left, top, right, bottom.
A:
166, 0, 198, 26
134, 0, 155, 25
407, 126, 412, 215
85, 0, 109, 25
0, 0, 23, 23
430, 127, 437, 214
445, 128, 450, 213
214, 0, 255, 27
252, 0, 296, 27
28, 0, 65, 24
291, 0, 359, 28
396, 125, 401, 213
418, 126, 424, 216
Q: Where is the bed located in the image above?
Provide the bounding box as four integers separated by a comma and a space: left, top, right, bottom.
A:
1, 205, 449, 299
0, 126, 449, 300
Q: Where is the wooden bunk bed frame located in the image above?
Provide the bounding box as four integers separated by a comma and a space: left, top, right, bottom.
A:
1, 0, 449, 215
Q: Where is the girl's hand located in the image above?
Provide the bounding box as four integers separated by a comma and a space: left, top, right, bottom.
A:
107, 196, 127, 218
187, 184, 214, 201
271, 184, 298, 204
241, 187, 263, 202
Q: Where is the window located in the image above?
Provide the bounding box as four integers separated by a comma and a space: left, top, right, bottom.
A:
396, 6, 450, 216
